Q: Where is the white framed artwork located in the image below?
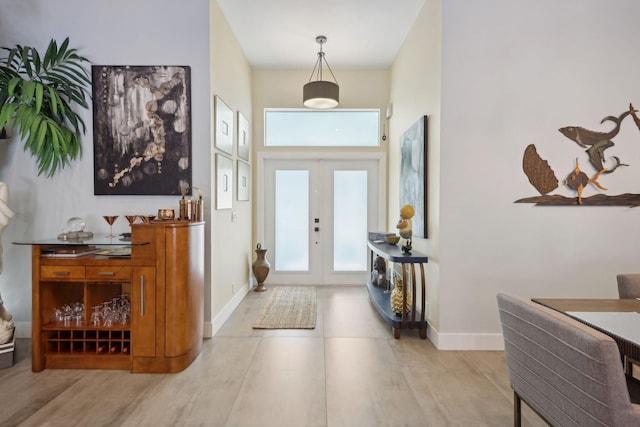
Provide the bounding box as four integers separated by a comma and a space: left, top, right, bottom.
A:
216, 154, 233, 209
237, 160, 250, 201
237, 111, 250, 161
214, 95, 233, 155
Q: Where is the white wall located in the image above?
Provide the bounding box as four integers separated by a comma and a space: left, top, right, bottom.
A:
0, 0, 211, 337
437, 0, 640, 347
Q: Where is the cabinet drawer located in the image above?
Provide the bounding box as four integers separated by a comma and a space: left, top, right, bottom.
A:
40, 266, 85, 280
86, 266, 132, 281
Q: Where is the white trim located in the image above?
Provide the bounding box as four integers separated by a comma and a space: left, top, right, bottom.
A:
256, 151, 388, 280
203, 322, 213, 338
211, 282, 252, 336
427, 324, 505, 350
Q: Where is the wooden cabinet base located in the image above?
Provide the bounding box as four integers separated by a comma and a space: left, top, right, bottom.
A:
132, 340, 203, 373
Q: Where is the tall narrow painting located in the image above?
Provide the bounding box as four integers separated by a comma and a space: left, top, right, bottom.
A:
92, 65, 192, 195
400, 115, 428, 238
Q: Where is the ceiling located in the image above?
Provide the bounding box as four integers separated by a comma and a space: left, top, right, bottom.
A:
216, 0, 426, 70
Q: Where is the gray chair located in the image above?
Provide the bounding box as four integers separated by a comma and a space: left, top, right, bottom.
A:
617, 274, 640, 299
497, 293, 640, 427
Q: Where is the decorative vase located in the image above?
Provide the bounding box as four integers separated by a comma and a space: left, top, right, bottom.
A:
390, 276, 411, 315
252, 243, 270, 292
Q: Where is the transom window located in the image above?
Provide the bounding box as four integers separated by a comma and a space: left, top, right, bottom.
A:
264, 109, 380, 147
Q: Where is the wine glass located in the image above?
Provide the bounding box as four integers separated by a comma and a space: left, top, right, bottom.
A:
91, 306, 101, 327
103, 215, 119, 238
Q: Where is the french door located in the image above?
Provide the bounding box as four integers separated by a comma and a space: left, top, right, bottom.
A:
261, 156, 383, 285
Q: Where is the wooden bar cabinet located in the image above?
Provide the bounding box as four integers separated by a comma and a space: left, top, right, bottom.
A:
22, 221, 204, 373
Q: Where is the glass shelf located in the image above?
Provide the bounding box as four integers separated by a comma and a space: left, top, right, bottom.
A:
14, 236, 149, 246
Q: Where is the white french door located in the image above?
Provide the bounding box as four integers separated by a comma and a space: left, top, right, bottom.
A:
262, 157, 382, 285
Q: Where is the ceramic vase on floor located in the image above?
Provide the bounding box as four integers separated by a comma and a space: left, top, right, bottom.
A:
252, 243, 270, 292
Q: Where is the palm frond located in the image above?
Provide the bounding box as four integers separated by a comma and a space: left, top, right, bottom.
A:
0, 37, 90, 176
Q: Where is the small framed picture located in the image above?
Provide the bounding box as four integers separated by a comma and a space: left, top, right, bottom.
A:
216, 154, 233, 209
237, 111, 250, 161
237, 160, 250, 201
214, 95, 233, 155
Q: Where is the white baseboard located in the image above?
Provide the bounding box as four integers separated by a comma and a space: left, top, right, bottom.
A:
428, 324, 504, 351
211, 282, 251, 336
203, 322, 213, 338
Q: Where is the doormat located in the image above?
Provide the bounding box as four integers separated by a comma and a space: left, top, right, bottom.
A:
252, 286, 317, 329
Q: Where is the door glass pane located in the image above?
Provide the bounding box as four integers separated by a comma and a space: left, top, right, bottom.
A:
275, 170, 309, 271
333, 170, 367, 271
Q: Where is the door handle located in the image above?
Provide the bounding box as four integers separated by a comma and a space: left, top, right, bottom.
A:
140, 275, 145, 316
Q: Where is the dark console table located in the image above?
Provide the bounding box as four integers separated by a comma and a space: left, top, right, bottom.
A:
367, 240, 428, 339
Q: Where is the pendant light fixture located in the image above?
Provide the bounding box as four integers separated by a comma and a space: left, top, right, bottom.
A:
303, 35, 339, 109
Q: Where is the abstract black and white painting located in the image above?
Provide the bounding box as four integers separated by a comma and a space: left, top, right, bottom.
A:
92, 65, 192, 195
400, 115, 428, 238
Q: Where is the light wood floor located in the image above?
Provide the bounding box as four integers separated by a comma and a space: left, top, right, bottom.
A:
0, 286, 547, 427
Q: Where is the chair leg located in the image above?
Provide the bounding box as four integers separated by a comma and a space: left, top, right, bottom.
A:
514, 390, 522, 427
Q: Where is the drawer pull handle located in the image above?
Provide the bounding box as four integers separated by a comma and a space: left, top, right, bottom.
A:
141, 275, 145, 316
53, 271, 70, 276
98, 271, 115, 276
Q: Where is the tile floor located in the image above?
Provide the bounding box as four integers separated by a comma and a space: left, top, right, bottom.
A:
0, 286, 547, 426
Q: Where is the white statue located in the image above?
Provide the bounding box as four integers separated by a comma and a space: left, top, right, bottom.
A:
0, 181, 15, 344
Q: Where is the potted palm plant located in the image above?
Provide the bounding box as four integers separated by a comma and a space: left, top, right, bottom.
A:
0, 38, 91, 176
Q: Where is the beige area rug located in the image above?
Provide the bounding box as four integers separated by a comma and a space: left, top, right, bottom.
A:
252, 286, 317, 329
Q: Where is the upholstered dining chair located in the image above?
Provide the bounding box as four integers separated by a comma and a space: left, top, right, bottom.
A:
617, 274, 640, 299
497, 293, 640, 427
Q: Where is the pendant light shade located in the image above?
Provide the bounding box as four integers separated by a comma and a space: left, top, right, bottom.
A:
303, 36, 339, 109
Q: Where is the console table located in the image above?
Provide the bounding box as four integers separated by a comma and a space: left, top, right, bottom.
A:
16, 221, 204, 373
367, 240, 428, 339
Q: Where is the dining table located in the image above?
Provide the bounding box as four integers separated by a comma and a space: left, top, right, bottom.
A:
533, 298, 640, 374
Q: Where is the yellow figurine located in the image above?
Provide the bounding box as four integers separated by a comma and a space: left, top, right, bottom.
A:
396, 204, 414, 254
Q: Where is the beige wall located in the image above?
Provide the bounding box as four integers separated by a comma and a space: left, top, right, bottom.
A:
252, 69, 390, 152
209, 2, 254, 330
389, 0, 442, 330
251, 68, 392, 258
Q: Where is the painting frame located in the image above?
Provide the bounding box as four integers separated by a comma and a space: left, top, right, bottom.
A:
400, 115, 428, 238
237, 160, 250, 201
92, 65, 192, 196
237, 111, 250, 161
216, 154, 233, 210
214, 95, 234, 155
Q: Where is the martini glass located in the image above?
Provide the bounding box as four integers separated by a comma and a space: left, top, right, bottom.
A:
103, 215, 119, 238
125, 215, 138, 226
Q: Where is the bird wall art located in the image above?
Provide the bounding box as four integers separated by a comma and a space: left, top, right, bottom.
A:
516, 103, 640, 206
